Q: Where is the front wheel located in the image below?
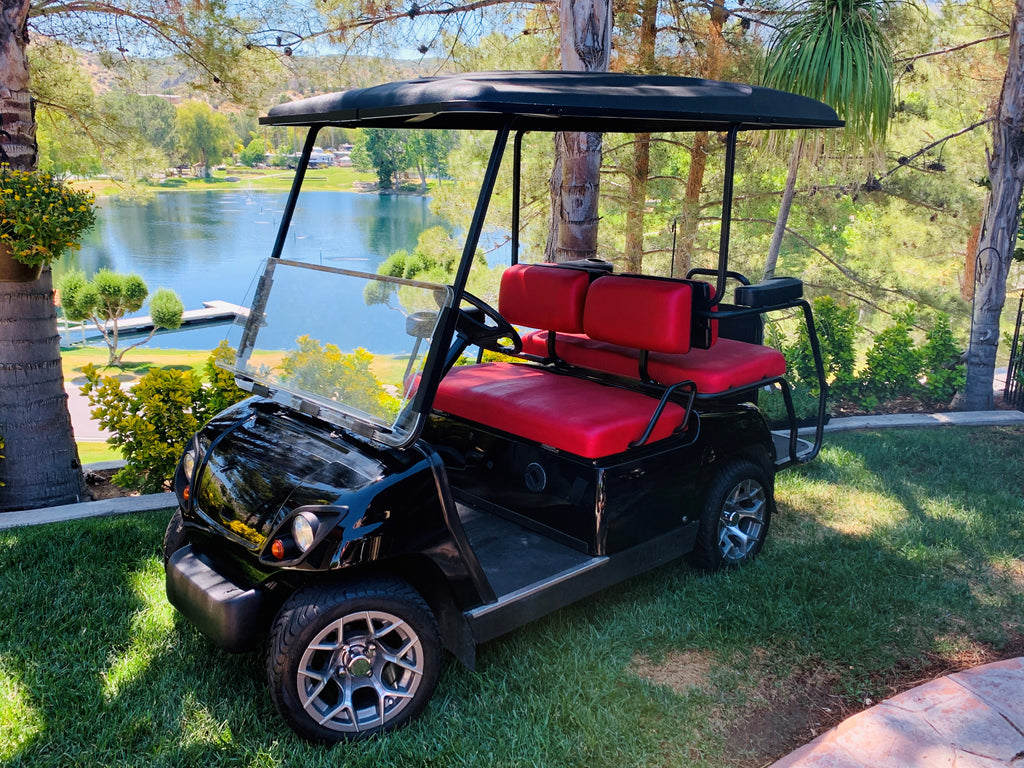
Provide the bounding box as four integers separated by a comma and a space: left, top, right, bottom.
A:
162, 509, 188, 564
688, 459, 774, 571
267, 577, 441, 742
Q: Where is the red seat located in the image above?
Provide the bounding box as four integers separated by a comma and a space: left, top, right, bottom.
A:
434, 363, 686, 459
521, 331, 786, 393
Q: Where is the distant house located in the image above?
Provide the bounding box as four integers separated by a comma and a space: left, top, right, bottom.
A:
308, 147, 336, 167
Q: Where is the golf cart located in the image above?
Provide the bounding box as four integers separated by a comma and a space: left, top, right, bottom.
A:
164, 72, 837, 742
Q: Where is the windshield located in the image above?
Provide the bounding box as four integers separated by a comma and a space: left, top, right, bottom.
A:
226, 258, 453, 447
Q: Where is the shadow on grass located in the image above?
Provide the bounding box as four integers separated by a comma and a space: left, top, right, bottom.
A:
1, 428, 1022, 767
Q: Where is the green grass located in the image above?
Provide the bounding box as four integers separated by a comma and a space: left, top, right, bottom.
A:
2, 427, 1023, 767
77, 442, 120, 464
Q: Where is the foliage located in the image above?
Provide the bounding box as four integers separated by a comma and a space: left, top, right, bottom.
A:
173, 101, 238, 176
762, 0, 895, 143
58, 269, 184, 367
920, 312, 966, 405
0, 168, 96, 267
788, 296, 859, 400
238, 135, 267, 167
279, 336, 399, 417
352, 128, 407, 190
80, 344, 246, 493
861, 307, 922, 401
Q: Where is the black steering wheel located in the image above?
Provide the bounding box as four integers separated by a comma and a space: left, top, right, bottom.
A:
457, 291, 522, 355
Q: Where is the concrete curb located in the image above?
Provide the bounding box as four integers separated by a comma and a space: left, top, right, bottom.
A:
812, 409, 1024, 434
0, 492, 176, 530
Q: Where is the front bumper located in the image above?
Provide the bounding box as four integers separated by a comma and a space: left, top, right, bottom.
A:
166, 545, 267, 652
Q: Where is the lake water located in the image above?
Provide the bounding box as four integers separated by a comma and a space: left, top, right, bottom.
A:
56, 190, 447, 350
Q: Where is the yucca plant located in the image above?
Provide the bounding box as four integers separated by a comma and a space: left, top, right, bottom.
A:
761, 0, 897, 280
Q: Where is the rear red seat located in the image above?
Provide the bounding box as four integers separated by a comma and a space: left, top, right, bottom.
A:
517, 270, 786, 393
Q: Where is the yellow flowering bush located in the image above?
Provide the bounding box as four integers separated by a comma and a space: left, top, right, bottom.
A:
0, 166, 96, 267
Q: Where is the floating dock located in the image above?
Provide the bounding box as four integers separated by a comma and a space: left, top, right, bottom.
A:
60, 300, 248, 346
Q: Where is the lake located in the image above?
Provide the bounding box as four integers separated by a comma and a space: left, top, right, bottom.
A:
56, 190, 448, 350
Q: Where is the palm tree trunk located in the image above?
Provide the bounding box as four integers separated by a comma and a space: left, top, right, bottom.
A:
956, 0, 1024, 411
0, 269, 86, 510
763, 133, 805, 281
0, 0, 86, 511
546, 0, 610, 262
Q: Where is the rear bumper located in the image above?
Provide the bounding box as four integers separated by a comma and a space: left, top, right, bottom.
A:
166, 545, 266, 652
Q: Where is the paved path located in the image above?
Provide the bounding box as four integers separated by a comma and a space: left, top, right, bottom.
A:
770, 658, 1024, 768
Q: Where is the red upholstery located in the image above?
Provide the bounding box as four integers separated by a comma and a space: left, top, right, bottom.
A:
521, 331, 786, 393
583, 276, 692, 354
498, 263, 590, 333
434, 363, 686, 459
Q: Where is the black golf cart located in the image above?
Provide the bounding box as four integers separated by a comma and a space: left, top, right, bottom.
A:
164, 72, 837, 742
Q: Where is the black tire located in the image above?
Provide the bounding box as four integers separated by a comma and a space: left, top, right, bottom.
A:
688, 459, 774, 572
266, 577, 442, 743
163, 509, 189, 564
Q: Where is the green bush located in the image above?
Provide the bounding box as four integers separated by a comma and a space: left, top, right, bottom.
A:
920, 312, 965, 406
861, 307, 922, 401
81, 342, 247, 493
788, 296, 859, 401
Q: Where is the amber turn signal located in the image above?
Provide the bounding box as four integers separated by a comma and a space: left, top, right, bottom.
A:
271, 539, 286, 560
182, 484, 190, 503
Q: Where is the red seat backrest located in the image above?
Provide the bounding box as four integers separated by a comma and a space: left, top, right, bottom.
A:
583, 275, 693, 355
498, 263, 590, 333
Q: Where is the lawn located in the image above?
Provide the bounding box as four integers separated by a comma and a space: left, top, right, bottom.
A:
2, 426, 1022, 767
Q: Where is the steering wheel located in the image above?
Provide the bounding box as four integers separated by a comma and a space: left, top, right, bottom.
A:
457, 291, 522, 355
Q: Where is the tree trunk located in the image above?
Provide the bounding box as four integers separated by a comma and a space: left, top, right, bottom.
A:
0, 0, 86, 511
624, 133, 651, 272
763, 133, 805, 281
956, 0, 1024, 411
623, 0, 658, 272
672, 0, 727, 277
0, 270, 86, 510
546, 0, 610, 263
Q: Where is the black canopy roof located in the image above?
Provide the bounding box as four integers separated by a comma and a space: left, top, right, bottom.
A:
261, 71, 842, 133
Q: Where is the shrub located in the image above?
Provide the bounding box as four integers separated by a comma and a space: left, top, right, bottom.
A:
786, 296, 858, 400
920, 312, 965, 406
59, 269, 184, 366
81, 343, 247, 493
861, 307, 922, 401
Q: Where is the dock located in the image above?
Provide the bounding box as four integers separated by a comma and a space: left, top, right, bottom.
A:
60, 300, 248, 346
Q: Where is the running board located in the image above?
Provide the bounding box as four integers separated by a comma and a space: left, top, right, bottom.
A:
772, 431, 815, 467
466, 523, 698, 645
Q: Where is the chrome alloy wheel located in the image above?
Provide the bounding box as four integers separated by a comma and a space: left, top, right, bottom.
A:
296, 609, 426, 734
717, 478, 767, 564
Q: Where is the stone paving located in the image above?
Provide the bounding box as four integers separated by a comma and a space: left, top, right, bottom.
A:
769, 658, 1024, 768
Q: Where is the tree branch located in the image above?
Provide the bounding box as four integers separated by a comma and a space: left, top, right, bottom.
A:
895, 33, 1010, 64
881, 118, 994, 179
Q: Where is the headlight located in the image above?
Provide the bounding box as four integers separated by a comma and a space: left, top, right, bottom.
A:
182, 450, 196, 480
292, 513, 320, 552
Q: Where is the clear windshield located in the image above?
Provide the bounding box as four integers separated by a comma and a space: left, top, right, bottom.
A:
226, 259, 453, 447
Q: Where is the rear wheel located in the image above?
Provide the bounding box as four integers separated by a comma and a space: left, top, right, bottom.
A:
267, 577, 441, 742
688, 459, 773, 571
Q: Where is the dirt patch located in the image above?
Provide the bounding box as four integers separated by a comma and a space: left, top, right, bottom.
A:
630, 650, 716, 693
633, 635, 1024, 767
83, 468, 140, 501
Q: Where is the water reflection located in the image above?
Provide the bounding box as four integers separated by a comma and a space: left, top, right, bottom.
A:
56, 190, 446, 350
